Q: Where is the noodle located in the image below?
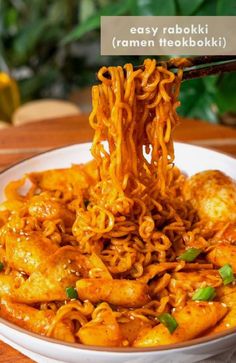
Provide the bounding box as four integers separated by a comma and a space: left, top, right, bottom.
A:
0, 58, 235, 347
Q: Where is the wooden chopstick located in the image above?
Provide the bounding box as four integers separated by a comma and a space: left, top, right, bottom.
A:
182, 59, 236, 81
101, 56, 236, 81
168, 56, 236, 68
152, 56, 236, 80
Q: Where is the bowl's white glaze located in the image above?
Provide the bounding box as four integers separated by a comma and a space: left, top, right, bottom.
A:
0, 142, 236, 363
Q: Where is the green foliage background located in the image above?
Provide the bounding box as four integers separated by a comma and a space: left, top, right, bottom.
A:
0, 0, 236, 122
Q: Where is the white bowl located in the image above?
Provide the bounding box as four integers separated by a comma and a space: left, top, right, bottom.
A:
0, 142, 236, 363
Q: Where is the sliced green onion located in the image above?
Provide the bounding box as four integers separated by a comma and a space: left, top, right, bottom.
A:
66, 286, 78, 299
0, 262, 4, 272
158, 313, 178, 334
177, 248, 202, 262
192, 286, 216, 301
219, 264, 235, 285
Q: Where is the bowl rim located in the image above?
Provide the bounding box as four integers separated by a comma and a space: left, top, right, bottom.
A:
1, 317, 236, 354
1, 140, 235, 176
0, 141, 236, 354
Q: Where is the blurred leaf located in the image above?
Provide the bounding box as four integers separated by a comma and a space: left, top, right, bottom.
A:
4, 7, 18, 29
97, 0, 112, 6
79, 0, 96, 23
177, 0, 204, 15
215, 73, 236, 114
42, 27, 65, 43
202, 75, 218, 93
179, 78, 218, 123
19, 66, 60, 101
48, 0, 70, 24
179, 79, 201, 116
13, 20, 48, 62
133, 0, 176, 15
217, 0, 236, 15
62, 0, 134, 44
194, 0, 217, 15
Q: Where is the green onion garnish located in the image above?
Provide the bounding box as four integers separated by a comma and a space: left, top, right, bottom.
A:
192, 286, 216, 301
0, 262, 4, 272
66, 286, 78, 299
219, 264, 235, 285
158, 313, 178, 334
177, 248, 202, 262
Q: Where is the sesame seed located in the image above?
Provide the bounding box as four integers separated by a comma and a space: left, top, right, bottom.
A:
221, 303, 227, 307
226, 323, 230, 328
70, 269, 77, 274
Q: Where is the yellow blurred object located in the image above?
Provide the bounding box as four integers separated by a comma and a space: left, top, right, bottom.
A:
0, 72, 20, 123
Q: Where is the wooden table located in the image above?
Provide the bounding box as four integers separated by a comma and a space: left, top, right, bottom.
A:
0, 114, 236, 362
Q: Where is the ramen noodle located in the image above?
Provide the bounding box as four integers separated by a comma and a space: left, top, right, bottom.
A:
0, 58, 236, 347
